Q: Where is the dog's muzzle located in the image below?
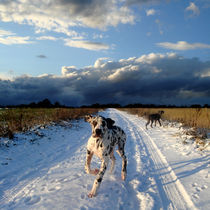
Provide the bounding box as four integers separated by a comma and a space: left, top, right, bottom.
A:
93, 129, 102, 138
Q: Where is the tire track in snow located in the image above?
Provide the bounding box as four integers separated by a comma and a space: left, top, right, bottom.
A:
105, 109, 159, 210
107, 109, 197, 210
138, 127, 197, 210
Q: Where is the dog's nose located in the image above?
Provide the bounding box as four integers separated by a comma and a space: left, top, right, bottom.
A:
95, 129, 102, 135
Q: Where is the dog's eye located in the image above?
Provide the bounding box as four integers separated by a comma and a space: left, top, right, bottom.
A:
102, 121, 106, 127
93, 121, 97, 127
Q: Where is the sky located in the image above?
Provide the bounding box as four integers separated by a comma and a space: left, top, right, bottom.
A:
0, 0, 210, 106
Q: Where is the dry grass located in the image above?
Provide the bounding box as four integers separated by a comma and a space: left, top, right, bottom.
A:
120, 107, 210, 150
0, 108, 100, 138
120, 108, 210, 129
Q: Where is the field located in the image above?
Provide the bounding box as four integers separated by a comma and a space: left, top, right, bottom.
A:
0, 108, 100, 138
120, 108, 210, 129
1, 107, 210, 140
120, 107, 210, 148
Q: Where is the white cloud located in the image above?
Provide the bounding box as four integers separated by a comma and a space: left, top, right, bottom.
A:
136, 52, 167, 64
200, 68, 210, 78
0, 0, 135, 36
0, 73, 12, 80
0, 35, 32, 45
157, 41, 210, 50
0, 28, 33, 45
185, 2, 200, 17
64, 39, 110, 51
94, 57, 111, 68
155, 19, 163, 35
93, 33, 105, 40
0, 29, 15, 36
61, 66, 78, 77
36, 36, 58, 41
146, 9, 156, 16
0, 69, 15, 80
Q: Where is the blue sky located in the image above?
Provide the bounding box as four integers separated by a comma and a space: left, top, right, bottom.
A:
0, 0, 210, 106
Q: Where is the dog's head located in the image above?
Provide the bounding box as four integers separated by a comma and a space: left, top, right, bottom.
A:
158, 110, 164, 115
105, 118, 115, 129
85, 115, 114, 138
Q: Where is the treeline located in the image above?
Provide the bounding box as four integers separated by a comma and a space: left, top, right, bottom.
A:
0, 99, 69, 109
85, 103, 210, 108
0, 99, 209, 109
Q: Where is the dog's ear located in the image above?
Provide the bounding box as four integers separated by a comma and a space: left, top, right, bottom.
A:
84, 115, 93, 122
105, 118, 115, 128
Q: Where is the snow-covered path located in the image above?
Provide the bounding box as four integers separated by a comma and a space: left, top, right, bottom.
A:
0, 109, 209, 210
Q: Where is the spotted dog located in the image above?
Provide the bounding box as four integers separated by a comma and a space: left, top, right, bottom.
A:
84, 115, 127, 198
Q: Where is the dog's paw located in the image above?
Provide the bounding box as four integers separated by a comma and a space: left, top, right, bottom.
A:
88, 192, 95, 198
90, 168, 99, 175
121, 172, 126, 181
93, 168, 99, 175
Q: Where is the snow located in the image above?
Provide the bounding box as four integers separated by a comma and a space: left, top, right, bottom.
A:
0, 109, 209, 210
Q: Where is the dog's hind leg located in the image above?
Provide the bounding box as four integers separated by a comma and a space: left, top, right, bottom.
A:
117, 142, 127, 180
150, 119, 154, 128
109, 150, 116, 173
155, 120, 157, 127
158, 119, 161, 126
145, 120, 150, 129
117, 149, 127, 180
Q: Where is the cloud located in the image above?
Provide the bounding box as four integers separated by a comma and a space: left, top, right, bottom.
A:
64, 39, 110, 51
0, 28, 32, 45
0, 53, 210, 106
37, 55, 47, 59
36, 36, 58, 41
201, 0, 210, 8
125, 0, 161, 6
0, 0, 135, 35
0, 35, 32, 45
0, 72, 13, 80
185, 2, 200, 17
146, 9, 156, 16
155, 19, 163, 35
0, 29, 15, 36
157, 41, 210, 50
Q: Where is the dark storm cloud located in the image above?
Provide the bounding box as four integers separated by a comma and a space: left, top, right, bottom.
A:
1, 53, 210, 106
125, 0, 162, 6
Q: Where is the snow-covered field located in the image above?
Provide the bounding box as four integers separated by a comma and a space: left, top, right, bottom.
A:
0, 109, 209, 210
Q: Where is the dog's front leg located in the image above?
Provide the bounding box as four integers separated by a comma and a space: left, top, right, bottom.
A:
158, 119, 161, 127
85, 150, 99, 175
88, 157, 109, 198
